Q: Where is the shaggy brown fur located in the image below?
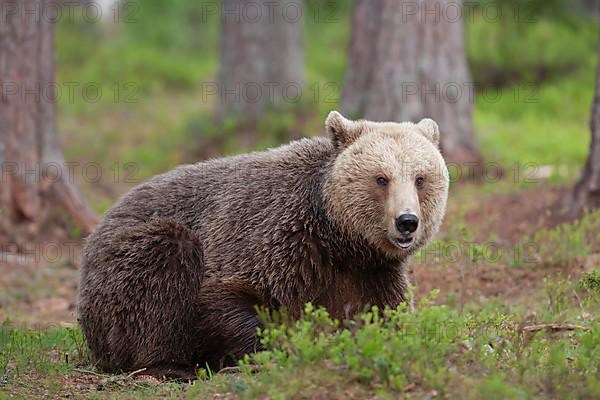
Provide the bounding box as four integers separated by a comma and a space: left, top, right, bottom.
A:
78, 111, 449, 379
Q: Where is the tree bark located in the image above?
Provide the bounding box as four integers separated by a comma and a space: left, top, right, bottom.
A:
0, 0, 99, 239
339, 0, 382, 119
341, 0, 481, 167
215, 0, 305, 125
568, 48, 600, 216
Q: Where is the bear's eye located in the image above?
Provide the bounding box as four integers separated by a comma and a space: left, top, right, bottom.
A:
415, 176, 425, 188
376, 176, 389, 187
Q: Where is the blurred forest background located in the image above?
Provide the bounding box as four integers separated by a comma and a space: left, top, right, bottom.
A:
65, 0, 596, 205
64, 0, 597, 196
2, 0, 600, 398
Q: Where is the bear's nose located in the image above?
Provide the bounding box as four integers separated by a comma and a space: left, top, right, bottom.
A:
395, 214, 419, 235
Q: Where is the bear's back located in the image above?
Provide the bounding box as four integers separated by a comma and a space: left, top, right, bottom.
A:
81, 136, 336, 278
107, 136, 332, 226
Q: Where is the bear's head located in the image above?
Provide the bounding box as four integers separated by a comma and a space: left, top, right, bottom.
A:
323, 111, 449, 258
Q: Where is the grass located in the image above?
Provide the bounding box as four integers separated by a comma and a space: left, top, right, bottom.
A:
579, 270, 600, 294
236, 288, 599, 399
525, 210, 600, 266
474, 66, 595, 176
1, 279, 598, 399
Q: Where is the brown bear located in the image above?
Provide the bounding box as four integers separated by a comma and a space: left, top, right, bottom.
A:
77, 111, 449, 379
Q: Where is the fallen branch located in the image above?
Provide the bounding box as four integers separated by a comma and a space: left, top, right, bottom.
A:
97, 368, 149, 390
124, 368, 148, 379
522, 323, 590, 333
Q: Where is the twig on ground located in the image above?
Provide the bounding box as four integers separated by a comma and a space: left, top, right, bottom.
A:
522, 323, 590, 333
97, 368, 150, 389
124, 368, 147, 379
73, 368, 105, 377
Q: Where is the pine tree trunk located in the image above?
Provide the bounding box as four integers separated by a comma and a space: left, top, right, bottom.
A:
0, 0, 99, 239
341, 0, 481, 166
569, 52, 600, 215
215, 0, 305, 125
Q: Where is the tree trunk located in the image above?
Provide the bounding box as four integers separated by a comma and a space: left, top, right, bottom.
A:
341, 0, 481, 167
215, 0, 305, 125
568, 49, 600, 215
0, 0, 99, 239
339, 0, 382, 119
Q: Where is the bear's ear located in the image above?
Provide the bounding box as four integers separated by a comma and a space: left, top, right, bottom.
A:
417, 118, 440, 147
326, 111, 363, 149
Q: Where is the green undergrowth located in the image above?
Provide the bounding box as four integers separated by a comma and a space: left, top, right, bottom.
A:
579, 270, 600, 295
193, 284, 600, 399
4, 278, 597, 399
0, 324, 86, 385
414, 210, 600, 269
520, 210, 600, 266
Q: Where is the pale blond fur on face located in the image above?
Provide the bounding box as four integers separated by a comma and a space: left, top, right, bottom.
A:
324, 111, 449, 258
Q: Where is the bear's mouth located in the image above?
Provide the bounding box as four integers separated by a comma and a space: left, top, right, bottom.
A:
391, 236, 414, 249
